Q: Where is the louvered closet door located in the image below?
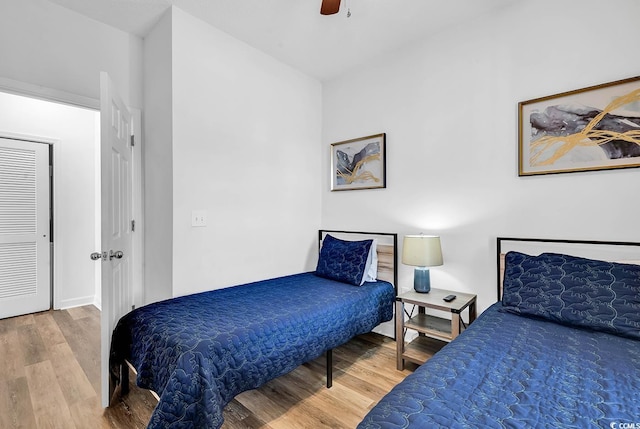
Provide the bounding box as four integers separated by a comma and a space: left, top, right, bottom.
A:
0, 138, 50, 319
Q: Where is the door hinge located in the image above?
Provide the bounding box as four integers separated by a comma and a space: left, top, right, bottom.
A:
130, 135, 135, 147
131, 219, 136, 232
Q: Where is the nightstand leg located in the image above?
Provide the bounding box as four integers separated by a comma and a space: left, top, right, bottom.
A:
417, 306, 425, 337
451, 312, 461, 339
395, 300, 404, 370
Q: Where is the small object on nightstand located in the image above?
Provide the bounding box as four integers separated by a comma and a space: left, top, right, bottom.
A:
443, 294, 456, 302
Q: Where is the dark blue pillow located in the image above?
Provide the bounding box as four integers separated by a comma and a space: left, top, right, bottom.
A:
501, 251, 640, 339
315, 235, 373, 286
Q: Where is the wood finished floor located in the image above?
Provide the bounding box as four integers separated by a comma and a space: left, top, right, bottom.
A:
0, 305, 423, 429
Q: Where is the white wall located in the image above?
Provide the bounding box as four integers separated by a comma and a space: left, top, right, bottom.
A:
322, 0, 640, 312
171, 8, 323, 296
143, 8, 323, 299
0, 0, 143, 108
0, 92, 99, 308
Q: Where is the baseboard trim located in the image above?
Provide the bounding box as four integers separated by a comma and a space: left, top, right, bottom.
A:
57, 295, 97, 310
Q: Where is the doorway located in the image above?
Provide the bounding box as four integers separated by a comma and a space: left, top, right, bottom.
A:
0, 91, 101, 315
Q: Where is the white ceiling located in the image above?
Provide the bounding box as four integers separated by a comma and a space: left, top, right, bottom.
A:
48, 0, 517, 81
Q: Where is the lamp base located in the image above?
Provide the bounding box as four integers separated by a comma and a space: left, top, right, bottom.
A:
413, 267, 431, 293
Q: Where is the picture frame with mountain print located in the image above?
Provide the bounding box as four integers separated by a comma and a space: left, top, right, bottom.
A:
330, 133, 386, 191
518, 76, 640, 176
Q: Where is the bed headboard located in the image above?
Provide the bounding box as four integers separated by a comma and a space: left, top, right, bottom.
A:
496, 237, 640, 301
318, 230, 398, 295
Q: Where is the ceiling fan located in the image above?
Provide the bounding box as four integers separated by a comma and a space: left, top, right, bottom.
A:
320, 0, 341, 15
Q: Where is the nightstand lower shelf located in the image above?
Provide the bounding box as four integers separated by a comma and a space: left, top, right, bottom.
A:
405, 314, 455, 342
402, 336, 446, 366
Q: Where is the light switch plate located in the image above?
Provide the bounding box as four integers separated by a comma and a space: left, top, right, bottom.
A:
191, 210, 207, 227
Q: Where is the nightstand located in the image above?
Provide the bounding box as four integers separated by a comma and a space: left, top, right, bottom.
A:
396, 288, 477, 370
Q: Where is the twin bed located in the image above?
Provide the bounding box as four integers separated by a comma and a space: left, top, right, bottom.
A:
109, 230, 397, 429
359, 237, 640, 428
110, 233, 640, 428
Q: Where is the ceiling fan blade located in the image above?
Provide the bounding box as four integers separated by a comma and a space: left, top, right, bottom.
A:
320, 0, 341, 15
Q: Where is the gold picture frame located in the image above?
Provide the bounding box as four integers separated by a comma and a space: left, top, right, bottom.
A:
518, 76, 640, 176
330, 133, 386, 191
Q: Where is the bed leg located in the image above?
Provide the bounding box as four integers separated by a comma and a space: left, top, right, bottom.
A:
326, 349, 333, 388
120, 363, 130, 396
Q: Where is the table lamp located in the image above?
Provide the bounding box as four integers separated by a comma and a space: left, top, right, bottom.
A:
402, 235, 443, 293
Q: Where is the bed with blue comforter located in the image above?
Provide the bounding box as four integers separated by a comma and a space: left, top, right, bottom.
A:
110, 232, 396, 429
359, 242, 640, 429
112, 273, 394, 428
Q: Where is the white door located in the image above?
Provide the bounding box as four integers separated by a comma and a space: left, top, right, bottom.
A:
0, 138, 50, 319
99, 72, 135, 407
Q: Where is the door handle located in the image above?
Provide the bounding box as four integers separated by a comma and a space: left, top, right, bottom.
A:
109, 250, 124, 260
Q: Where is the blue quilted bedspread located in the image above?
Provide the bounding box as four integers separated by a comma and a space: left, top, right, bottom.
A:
110, 272, 394, 429
359, 304, 640, 429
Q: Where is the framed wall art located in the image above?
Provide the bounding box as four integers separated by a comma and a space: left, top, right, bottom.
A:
518, 76, 640, 176
330, 133, 386, 191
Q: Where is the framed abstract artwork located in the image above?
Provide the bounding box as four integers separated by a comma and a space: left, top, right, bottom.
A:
518, 76, 640, 176
330, 133, 386, 191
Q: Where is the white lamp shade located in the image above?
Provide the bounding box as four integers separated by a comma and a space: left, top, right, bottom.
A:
402, 235, 443, 267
